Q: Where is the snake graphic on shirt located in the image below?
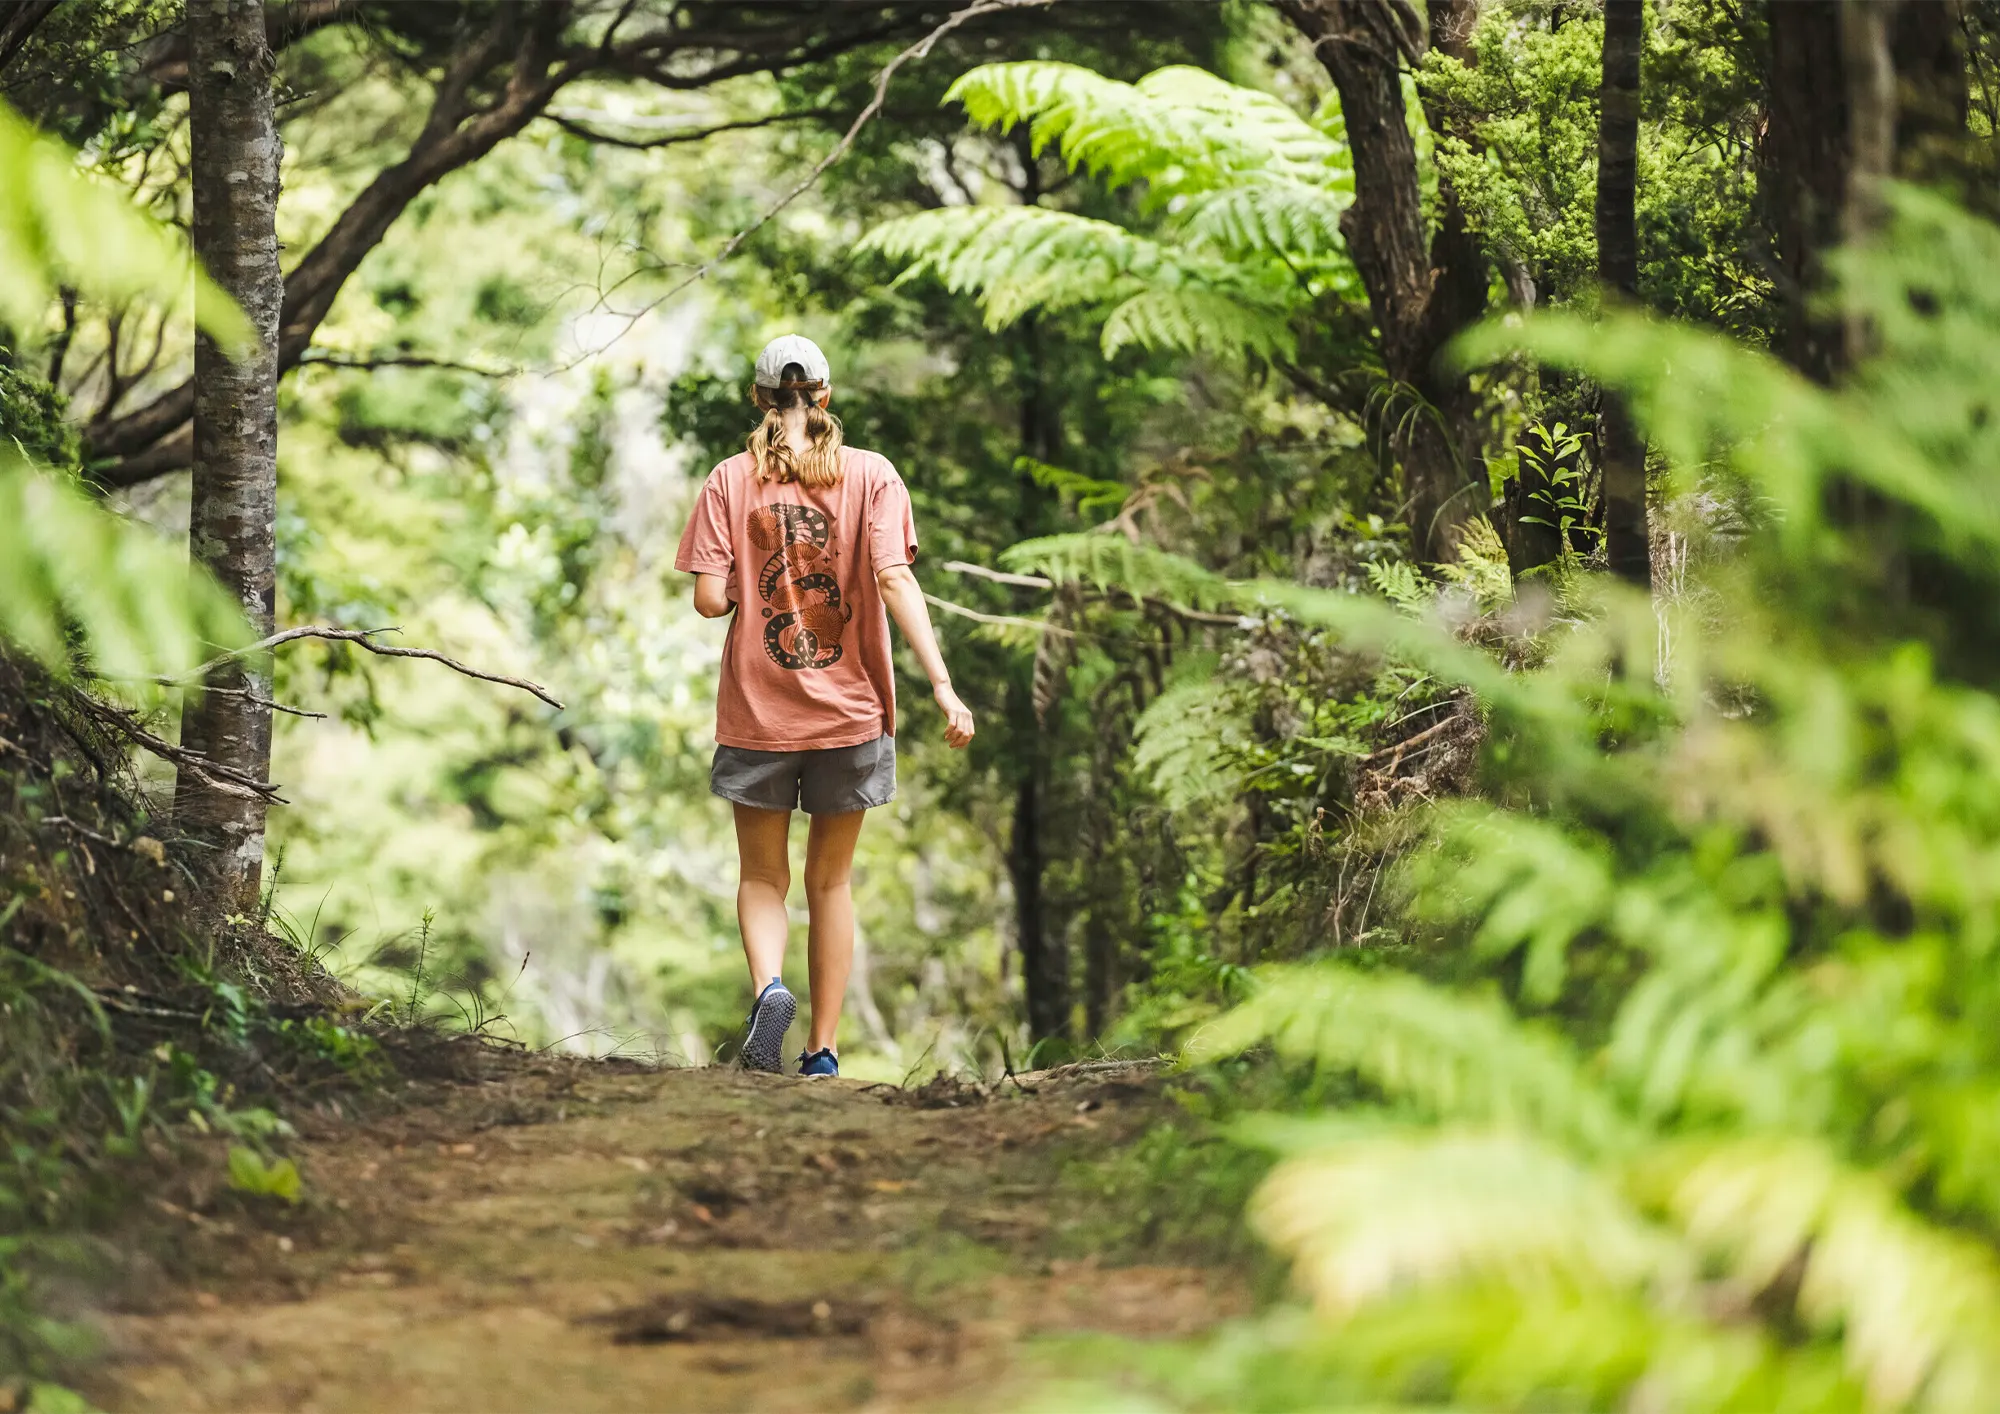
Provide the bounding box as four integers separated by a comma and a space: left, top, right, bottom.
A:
746, 503, 848, 670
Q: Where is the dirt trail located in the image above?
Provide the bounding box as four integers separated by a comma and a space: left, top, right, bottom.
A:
87, 1056, 1244, 1413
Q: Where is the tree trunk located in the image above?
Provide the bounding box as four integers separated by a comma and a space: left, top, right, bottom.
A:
1276, 0, 1489, 564
176, 0, 282, 919
1011, 306, 1069, 1045
1596, 0, 1651, 590
1841, 0, 1899, 248
1765, 1, 1851, 383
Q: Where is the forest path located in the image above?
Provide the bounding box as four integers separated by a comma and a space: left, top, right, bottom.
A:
90, 1057, 1241, 1413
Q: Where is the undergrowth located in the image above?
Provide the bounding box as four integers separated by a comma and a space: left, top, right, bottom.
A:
0, 654, 391, 1391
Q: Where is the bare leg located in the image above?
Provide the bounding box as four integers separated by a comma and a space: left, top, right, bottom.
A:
802, 808, 867, 1053
732, 803, 792, 990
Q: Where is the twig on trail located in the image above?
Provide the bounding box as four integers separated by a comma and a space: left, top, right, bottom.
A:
191, 626, 565, 711
568, 0, 1057, 365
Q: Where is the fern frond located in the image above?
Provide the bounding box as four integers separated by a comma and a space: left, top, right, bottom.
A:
0, 101, 249, 345
944, 62, 1346, 202
1179, 179, 1350, 261
1364, 560, 1433, 614
1326, 1282, 1863, 1412
1633, 1136, 2000, 1409
1399, 804, 1617, 1006
1020, 457, 1128, 518
858, 206, 1165, 327
1254, 1127, 1685, 1317
1437, 516, 1515, 609
1132, 672, 1251, 810
999, 534, 1232, 612
0, 454, 249, 677
1101, 286, 1296, 362
1191, 965, 1638, 1155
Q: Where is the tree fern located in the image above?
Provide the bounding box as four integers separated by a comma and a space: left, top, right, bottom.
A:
860, 62, 1358, 368
1179, 180, 1352, 262
0, 451, 247, 679
1101, 286, 1297, 361
943, 62, 1348, 204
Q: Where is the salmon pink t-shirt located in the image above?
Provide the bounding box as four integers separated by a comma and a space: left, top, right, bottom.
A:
674, 447, 918, 752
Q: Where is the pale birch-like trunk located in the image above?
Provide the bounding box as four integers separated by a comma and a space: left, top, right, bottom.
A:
177, 0, 282, 918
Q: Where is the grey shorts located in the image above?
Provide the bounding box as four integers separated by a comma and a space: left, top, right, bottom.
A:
710, 735, 896, 815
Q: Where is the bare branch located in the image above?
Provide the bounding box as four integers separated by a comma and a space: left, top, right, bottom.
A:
91, 426, 194, 488
573, 0, 1058, 359
940, 559, 1249, 627
942, 559, 1055, 589
297, 350, 518, 376
924, 593, 1077, 637
544, 106, 838, 150
196, 626, 565, 711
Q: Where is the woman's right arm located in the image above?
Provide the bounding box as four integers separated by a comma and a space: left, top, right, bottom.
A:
693, 572, 734, 618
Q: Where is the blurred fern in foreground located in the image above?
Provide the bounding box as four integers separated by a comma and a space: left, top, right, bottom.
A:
0, 100, 248, 677
1126, 188, 2000, 1411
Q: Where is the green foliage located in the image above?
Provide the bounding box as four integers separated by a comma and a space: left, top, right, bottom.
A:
0, 99, 246, 346
226, 1146, 302, 1204
1422, 1, 1775, 335
858, 60, 1356, 363
0, 449, 248, 678
1139, 189, 2000, 1412
0, 98, 250, 677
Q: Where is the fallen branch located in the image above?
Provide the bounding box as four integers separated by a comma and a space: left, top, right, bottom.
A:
193, 626, 564, 711
1357, 710, 1472, 765
62, 689, 288, 803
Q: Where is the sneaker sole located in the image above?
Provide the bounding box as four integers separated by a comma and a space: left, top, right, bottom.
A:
741, 987, 796, 1073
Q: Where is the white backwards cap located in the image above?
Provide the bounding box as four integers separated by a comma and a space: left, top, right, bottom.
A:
753, 334, 832, 389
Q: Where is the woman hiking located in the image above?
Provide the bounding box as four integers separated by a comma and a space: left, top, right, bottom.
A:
675, 335, 975, 1078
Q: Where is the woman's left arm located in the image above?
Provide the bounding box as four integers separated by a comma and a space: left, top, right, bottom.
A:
877, 564, 974, 749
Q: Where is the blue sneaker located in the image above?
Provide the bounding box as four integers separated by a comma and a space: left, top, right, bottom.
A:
797, 1048, 839, 1078
739, 980, 796, 1073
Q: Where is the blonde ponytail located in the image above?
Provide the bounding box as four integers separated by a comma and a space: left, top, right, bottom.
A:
746, 375, 845, 488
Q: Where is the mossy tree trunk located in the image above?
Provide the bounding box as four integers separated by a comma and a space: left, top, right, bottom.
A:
176, 0, 282, 918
